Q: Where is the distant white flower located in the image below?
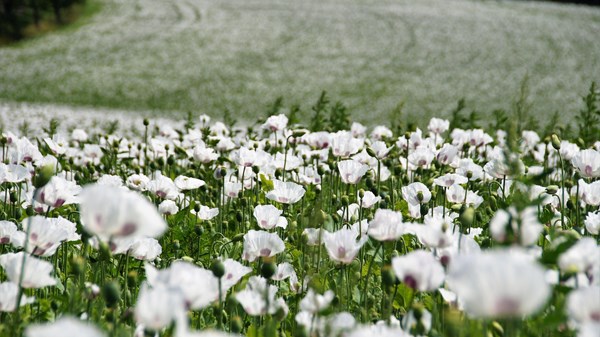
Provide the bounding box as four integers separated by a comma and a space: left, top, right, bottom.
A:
358, 190, 380, 208
96, 174, 124, 187
145, 261, 219, 310
369, 141, 393, 159
300, 289, 335, 313
266, 179, 305, 204
433, 173, 468, 188
584, 211, 600, 235
190, 204, 219, 220
242, 230, 285, 262
302, 228, 325, 246
253, 205, 288, 230
0, 163, 29, 183
408, 148, 435, 168
558, 238, 599, 275
262, 114, 288, 132
567, 286, 600, 326
174, 175, 205, 190
21, 216, 70, 257
368, 209, 405, 242
392, 250, 444, 291
221, 259, 252, 290
146, 172, 179, 200
126, 174, 150, 191
129, 237, 162, 261
455, 158, 484, 181
0, 282, 35, 312
345, 324, 411, 337
436, 144, 459, 166
323, 228, 368, 264
36, 176, 81, 208
338, 159, 369, 184
0, 221, 18, 245
0, 252, 56, 288
135, 282, 185, 331
79, 184, 167, 241
446, 249, 550, 318
158, 200, 179, 215
235, 276, 287, 316
71, 129, 88, 142
428, 118, 450, 134
25, 316, 105, 337
572, 149, 600, 178
193, 145, 219, 163
489, 206, 543, 246
331, 131, 363, 157
402, 182, 431, 218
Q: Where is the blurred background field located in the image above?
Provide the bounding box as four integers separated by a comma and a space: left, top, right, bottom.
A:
0, 0, 599, 125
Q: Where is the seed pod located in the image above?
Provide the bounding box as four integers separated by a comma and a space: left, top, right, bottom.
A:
102, 281, 121, 308
260, 260, 277, 279
211, 259, 225, 278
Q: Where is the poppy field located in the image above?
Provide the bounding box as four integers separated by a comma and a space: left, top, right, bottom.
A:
0, 85, 599, 337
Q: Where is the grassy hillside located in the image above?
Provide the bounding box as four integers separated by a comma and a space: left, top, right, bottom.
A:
0, 0, 599, 124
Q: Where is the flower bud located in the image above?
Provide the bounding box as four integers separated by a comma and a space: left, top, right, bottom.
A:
366, 147, 377, 158
417, 191, 424, 202
71, 256, 85, 276
260, 260, 277, 279
211, 259, 226, 278
460, 207, 475, 228
127, 271, 138, 285
33, 165, 54, 189
551, 134, 561, 150
420, 204, 429, 217
102, 281, 121, 308
231, 316, 243, 333
545, 185, 559, 195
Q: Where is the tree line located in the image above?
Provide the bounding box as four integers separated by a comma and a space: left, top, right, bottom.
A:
1, 0, 86, 40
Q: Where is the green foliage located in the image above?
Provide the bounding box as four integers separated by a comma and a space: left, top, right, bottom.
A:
576, 81, 600, 147
42, 118, 60, 137
448, 98, 467, 131
327, 101, 350, 132
266, 96, 284, 118
102, 119, 119, 135
309, 91, 329, 132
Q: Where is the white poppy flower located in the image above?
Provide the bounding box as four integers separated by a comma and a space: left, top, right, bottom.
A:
446, 249, 550, 318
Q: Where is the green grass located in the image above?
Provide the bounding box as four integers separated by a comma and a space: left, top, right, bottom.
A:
0, 0, 599, 124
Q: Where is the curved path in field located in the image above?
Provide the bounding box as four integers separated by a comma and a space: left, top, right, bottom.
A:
0, 0, 598, 124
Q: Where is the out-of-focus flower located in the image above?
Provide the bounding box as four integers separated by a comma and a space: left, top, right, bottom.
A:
368, 209, 405, 242
35, 176, 81, 208
242, 230, 285, 262
572, 149, 600, 178
174, 175, 205, 191
446, 249, 550, 318
135, 282, 185, 331
489, 206, 543, 246
253, 205, 288, 230
567, 286, 600, 326
323, 228, 368, 264
392, 250, 444, 291
584, 211, 600, 235
0, 282, 35, 311
266, 179, 305, 204
79, 184, 167, 242
300, 289, 335, 313
338, 159, 369, 184
0, 252, 56, 288
235, 276, 288, 316
25, 316, 105, 337
558, 238, 600, 275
